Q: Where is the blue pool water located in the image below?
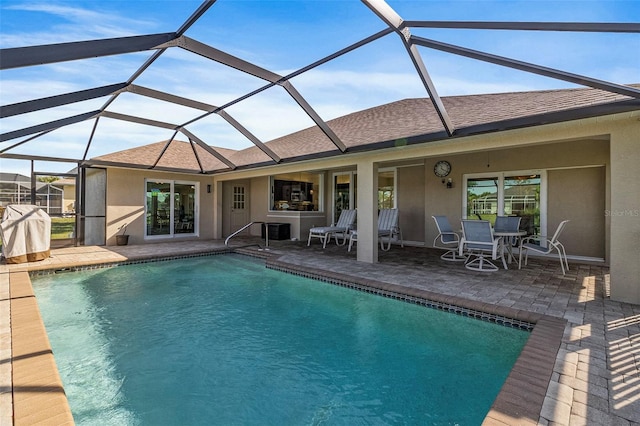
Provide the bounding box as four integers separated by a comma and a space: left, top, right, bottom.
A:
33, 254, 529, 425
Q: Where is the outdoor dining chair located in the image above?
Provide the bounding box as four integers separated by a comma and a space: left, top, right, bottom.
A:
519, 220, 570, 275
432, 215, 466, 261
459, 219, 507, 271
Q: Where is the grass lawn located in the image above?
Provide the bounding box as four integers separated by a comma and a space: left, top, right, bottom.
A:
51, 217, 75, 239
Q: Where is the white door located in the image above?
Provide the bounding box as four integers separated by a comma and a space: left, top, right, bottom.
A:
230, 184, 249, 234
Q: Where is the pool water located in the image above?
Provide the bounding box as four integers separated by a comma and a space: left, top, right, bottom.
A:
33, 254, 529, 425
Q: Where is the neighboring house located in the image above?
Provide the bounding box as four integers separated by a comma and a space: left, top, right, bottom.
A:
90, 86, 640, 304
53, 178, 77, 214
0, 173, 65, 214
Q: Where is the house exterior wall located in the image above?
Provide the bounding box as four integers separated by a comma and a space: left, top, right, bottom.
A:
398, 164, 425, 245
420, 139, 609, 260
102, 111, 637, 303
548, 167, 605, 259
61, 184, 75, 213
105, 169, 215, 246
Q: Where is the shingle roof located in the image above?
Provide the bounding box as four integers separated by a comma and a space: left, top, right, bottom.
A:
93, 85, 640, 173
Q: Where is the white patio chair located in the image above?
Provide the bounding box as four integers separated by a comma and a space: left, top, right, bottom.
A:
494, 215, 523, 247
519, 220, 570, 275
307, 209, 356, 248
378, 208, 403, 251
348, 209, 404, 252
494, 216, 522, 233
432, 215, 466, 261
459, 219, 507, 271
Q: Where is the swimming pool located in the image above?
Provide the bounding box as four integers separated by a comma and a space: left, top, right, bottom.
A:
33, 254, 529, 425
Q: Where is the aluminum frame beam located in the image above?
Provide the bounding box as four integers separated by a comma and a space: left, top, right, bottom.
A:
168, 35, 347, 152
0, 111, 100, 142
405, 21, 640, 33
0, 33, 177, 70
362, 0, 456, 136
216, 110, 281, 163
100, 111, 179, 130
125, 84, 217, 112
1, 83, 127, 118
180, 128, 236, 170
410, 36, 640, 99
126, 84, 280, 162
171, 36, 282, 82
151, 131, 180, 169
97, 111, 237, 171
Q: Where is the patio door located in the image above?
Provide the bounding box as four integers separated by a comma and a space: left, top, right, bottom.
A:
146, 179, 198, 238
464, 171, 545, 236
230, 184, 249, 234
332, 172, 356, 224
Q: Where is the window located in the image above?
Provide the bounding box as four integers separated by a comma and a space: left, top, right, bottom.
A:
464, 171, 544, 236
233, 186, 245, 210
330, 169, 396, 223
146, 179, 198, 237
333, 172, 355, 222
270, 172, 322, 212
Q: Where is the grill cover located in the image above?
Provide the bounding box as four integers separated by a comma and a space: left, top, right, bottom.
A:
1, 204, 51, 264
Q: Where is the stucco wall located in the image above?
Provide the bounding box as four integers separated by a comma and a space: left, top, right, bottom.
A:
105, 169, 214, 245
423, 138, 610, 256
548, 167, 605, 259
398, 165, 425, 244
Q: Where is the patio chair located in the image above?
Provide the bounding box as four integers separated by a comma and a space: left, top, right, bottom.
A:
378, 208, 403, 251
459, 219, 507, 271
519, 220, 570, 275
494, 215, 522, 246
307, 209, 356, 248
432, 215, 466, 261
347, 209, 404, 252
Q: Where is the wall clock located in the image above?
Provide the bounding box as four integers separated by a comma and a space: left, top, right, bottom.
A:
434, 160, 451, 178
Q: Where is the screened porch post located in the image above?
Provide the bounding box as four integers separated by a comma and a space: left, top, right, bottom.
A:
356, 159, 378, 263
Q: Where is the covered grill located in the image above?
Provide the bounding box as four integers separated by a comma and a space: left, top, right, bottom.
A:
1, 204, 51, 264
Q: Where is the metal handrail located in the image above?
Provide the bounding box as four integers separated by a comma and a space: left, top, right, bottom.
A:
224, 221, 269, 248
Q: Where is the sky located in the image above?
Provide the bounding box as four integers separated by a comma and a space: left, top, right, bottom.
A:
1, 0, 639, 177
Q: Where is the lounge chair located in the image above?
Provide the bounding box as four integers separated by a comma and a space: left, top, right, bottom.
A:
519, 220, 569, 275
378, 208, 403, 251
348, 208, 403, 252
459, 219, 507, 271
307, 209, 356, 248
432, 215, 466, 261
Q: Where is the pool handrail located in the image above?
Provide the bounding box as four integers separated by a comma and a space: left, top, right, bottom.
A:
225, 221, 269, 248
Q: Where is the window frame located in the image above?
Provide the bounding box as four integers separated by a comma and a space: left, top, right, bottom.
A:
268, 172, 324, 213
462, 169, 547, 236
144, 178, 199, 239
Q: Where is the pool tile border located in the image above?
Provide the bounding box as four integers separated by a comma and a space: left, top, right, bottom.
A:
27, 249, 232, 276
10, 249, 567, 425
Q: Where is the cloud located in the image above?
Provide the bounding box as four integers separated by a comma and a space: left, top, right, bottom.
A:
2, 2, 157, 46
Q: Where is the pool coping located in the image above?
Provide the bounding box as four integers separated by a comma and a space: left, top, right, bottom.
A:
7, 249, 566, 425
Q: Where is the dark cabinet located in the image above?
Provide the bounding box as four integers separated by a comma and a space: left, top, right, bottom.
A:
261, 223, 291, 240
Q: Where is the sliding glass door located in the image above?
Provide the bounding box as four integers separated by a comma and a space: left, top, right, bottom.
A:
464, 171, 544, 236
146, 179, 198, 238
